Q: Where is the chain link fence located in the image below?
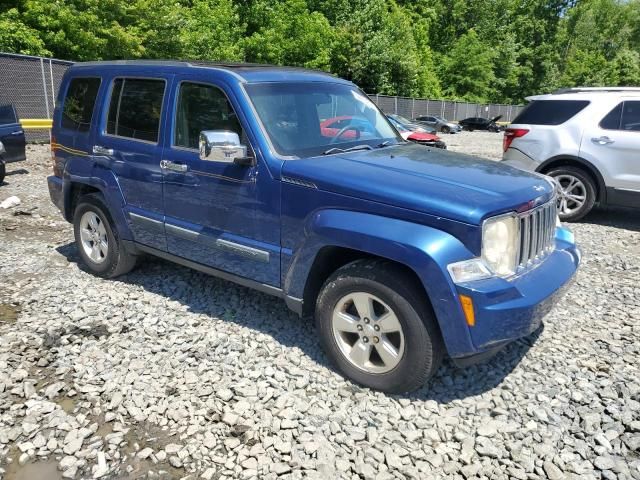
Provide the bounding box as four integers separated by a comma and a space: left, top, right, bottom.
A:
0, 52, 524, 142
368, 94, 524, 123
0, 53, 72, 142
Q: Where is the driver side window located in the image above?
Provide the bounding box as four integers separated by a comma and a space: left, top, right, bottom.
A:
174, 82, 242, 149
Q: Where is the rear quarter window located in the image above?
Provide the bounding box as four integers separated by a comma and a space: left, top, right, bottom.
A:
0, 105, 17, 125
61, 78, 101, 132
512, 100, 590, 125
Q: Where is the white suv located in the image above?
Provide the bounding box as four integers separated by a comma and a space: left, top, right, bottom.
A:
502, 87, 640, 221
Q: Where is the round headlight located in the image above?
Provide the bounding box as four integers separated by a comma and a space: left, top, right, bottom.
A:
482, 214, 519, 277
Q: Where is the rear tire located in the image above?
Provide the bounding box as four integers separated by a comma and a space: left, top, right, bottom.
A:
315, 259, 444, 393
73, 194, 137, 278
0, 161, 5, 184
546, 166, 596, 222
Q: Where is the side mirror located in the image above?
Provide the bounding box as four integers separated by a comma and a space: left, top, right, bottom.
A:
199, 130, 253, 165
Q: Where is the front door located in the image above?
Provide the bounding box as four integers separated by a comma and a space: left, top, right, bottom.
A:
161, 75, 280, 286
0, 105, 26, 163
94, 75, 171, 251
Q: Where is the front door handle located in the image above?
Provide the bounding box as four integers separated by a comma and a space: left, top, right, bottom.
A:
10, 130, 24, 136
93, 145, 114, 155
591, 136, 614, 145
160, 160, 189, 173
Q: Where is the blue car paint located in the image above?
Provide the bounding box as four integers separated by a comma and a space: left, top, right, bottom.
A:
47, 61, 580, 362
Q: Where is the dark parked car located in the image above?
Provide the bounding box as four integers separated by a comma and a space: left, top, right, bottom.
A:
414, 115, 462, 134
387, 114, 437, 134
0, 104, 26, 184
48, 60, 579, 393
459, 115, 504, 132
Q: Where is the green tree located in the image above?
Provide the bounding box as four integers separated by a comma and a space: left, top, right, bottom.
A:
440, 29, 496, 102
0, 8, 51, 56
243, 0, 335, 69
179, 0, 245, 61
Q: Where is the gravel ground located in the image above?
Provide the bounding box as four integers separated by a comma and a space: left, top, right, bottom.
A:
0, 138, 639, 480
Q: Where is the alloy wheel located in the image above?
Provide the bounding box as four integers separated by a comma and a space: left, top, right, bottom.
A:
331, 292, 405, 374
79, 211, 109, 264
555, 174, 587, 216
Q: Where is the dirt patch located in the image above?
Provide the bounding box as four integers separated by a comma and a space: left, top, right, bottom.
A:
3, 458, 62, 480
0, 304, 20, 324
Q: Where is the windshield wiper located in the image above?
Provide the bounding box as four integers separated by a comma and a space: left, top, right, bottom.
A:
322, 144, 374, 155
377, 140, 395, 148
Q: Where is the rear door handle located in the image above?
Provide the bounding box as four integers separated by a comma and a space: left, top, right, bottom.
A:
591, 136, 614, 145
93, 145, 114, 155
160, 160, 189, 173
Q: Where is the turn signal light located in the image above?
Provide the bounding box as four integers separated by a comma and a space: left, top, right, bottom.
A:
459, 294, 476, 327
503, 128, 529, 152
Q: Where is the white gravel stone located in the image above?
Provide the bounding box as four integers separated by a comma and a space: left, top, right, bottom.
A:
0, 141, 639, 479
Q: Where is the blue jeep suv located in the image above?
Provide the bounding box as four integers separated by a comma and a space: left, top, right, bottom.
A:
48, 61, 580, 393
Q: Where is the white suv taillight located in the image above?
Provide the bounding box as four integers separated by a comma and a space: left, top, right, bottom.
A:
503, 128, 529, 152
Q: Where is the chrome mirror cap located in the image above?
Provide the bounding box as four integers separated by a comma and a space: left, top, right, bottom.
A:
199, 130, 247, 163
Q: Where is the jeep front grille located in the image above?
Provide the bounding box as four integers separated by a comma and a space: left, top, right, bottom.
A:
517, 200, 557, 268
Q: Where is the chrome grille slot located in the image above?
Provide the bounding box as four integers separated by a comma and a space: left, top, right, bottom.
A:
517, 199, 557, 269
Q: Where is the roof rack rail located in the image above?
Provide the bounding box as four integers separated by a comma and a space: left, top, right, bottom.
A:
553, 87, 640, 94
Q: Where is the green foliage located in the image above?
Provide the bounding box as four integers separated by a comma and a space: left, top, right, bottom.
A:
0, 9, 50, 56
440, 30, 496, 103
1, 0, 638, 104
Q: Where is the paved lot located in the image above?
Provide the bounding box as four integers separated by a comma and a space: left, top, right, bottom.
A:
0, 136, 639, 480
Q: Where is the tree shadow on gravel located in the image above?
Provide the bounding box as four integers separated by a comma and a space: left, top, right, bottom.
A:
56, 241, 543, 402
582, 206, 640, 232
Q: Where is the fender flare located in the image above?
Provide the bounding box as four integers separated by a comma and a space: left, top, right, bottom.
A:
536, 155, 607, 203
63, 160, 133, 241
284, 209, 478, 357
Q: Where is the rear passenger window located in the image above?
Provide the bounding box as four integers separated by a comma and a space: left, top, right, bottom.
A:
62, 78, 101, 132
512, 100, 590, 125
174, 82, 242, 149
621, 101, 640, 132
600, 103, 623, 130
107, 78, 165, 142
0, 105, 17, 125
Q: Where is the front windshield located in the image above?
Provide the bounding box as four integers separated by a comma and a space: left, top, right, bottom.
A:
245, 82, 400, 158
387, 116, 409, 132
391, 114, 413, 125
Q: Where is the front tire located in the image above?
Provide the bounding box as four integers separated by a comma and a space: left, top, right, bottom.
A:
441, 125, 451, 134
0, 161, 5, 184
546, 166, 596, 222
315, 260, 444, 393
73, 194, 137, 278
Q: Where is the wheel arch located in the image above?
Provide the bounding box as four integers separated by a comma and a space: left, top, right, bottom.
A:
63, 171, 133, 241
536, 155, 607, 204
284, 209, 478, 357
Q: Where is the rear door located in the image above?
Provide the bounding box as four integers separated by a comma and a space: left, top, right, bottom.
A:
581, 99, 640, 198
0, 105, 26, 163
94, 75, 172, 251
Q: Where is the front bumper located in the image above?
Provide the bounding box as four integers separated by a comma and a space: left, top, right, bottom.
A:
450, 227, 580, 360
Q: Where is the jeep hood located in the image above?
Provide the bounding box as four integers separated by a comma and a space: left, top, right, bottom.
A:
281, 143, 554, 225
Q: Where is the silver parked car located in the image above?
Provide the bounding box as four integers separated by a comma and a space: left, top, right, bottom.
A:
414, 115, 462, 134
502, 87, 640, 221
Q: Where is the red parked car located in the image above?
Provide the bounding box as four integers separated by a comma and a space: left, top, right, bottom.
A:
321, 115, 446, 149
386, 115, 447, 149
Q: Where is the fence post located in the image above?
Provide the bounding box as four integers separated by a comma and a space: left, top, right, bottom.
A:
411, 98, 415, 119
49, 60, 55, 110
40, 57, 50, 118
394, 96, 398, 114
